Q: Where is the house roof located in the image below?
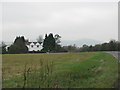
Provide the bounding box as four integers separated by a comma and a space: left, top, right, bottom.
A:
26, 42, 42, 45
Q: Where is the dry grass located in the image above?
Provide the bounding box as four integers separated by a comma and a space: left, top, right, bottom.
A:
2, 52, 118, 88
2, 53, 93, 79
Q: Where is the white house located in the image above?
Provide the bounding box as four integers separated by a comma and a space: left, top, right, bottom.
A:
26, 42, 43, 52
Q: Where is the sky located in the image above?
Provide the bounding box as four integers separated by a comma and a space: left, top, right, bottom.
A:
1, 1, 118, 44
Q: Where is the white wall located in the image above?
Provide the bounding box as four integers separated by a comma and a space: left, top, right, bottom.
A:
27, 43, 43, 51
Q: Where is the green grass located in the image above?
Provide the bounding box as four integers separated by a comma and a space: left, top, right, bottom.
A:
2, 52, 118, 88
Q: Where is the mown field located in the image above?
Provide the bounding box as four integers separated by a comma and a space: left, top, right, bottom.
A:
2, 52, 118, 88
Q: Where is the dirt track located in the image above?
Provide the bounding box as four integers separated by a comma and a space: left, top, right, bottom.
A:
105, 51, 120, 60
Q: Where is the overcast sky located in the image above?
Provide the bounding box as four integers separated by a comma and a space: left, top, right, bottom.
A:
1, 1, 118, 43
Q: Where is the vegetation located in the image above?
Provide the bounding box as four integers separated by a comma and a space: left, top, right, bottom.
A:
36, 35, 43, 43
42, 33, 56, 52
1, 34, 120, 54
42, 33, 66, 53
63, 44, 79, 52
1, 42, 7, 54
8, 36, 28, 54
80, 40, 120, 52
2, 52, 118, 88
2, 33, 66, 54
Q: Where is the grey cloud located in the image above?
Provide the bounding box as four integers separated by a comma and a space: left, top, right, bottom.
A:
2, 2, 118, 42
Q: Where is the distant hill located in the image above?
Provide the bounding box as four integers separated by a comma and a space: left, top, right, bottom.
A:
4, 42, 13, 46
61, 39, 104, 47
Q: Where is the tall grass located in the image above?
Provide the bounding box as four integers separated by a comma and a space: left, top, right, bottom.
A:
2, 52, 118, 88
22, 58, 55, 88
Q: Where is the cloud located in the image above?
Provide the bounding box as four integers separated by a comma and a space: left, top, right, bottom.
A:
2, 2, 118, 42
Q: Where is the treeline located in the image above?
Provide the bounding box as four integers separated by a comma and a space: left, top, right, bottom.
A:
79, 40, 120, 52
1, 35, 120, 54
1, 33, 67, 54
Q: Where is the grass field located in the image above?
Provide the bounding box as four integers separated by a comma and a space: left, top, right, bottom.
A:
2, 52, 118, 88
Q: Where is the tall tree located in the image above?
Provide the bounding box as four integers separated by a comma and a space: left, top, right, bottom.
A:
8, 36, 28, 54
42, 34, 47, 52
42, 33, 55, 52
36, 35, 43, 43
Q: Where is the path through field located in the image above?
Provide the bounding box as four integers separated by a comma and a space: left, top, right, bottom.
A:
106, 51, 120, 60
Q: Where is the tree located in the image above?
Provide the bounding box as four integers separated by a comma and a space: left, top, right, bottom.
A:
79, 39, 119, 52
118, 42, 120, 51
2, 41, 7, 54
55, 45, 68, 52
100, 43, 109, 51
108, 40, 117, 51
54, 34, 61, 44
82, 44, 89, 52
63, 44, 78, 52
36, 35, 43, 43
47, 33, 55, 52
88, 45, 93, 51
2, 41, 6, 47
8, 36, 28, 54
42, 33, 55, 52
54, 34, 62, 51
93, 44, 101, 51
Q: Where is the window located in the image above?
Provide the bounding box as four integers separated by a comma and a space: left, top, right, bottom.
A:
37, 45, 39, 47
31, 45, 33, 48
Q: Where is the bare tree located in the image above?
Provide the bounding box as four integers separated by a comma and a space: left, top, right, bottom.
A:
1, 41, 7, 54
2, 41, 6, 47
54, 34, 61, 44
37, 35, 43, 43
